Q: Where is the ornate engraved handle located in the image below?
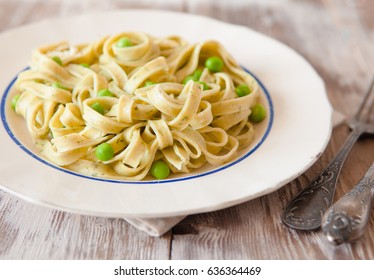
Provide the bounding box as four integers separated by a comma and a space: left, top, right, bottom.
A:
282, 127, 363, 230
321, 163, 374, 245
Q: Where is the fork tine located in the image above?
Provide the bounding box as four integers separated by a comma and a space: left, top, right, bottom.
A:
354, 76, 374, 120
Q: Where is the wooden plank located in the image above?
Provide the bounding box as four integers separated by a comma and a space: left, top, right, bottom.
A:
0, 190, 171, 259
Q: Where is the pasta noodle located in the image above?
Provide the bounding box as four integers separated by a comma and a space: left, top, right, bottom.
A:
13, 31, 263, 181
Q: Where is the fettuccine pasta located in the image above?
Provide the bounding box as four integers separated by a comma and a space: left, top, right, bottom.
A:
13, 31, 265, 181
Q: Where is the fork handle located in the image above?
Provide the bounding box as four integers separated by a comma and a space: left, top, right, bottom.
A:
282, 127, 364, 230
321, 163, 374, 245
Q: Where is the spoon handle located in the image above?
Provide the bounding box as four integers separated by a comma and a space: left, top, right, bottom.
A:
282, 127, 363, 230
321, 163, 374, 245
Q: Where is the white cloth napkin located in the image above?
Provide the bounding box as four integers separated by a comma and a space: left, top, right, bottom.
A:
124, 110, 346, 237
125, 215, 186, 237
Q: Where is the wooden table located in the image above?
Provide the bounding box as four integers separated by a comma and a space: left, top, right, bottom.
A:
0, 0, 373, 260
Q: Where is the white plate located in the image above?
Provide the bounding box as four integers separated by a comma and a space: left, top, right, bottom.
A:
0, 10, 332, 218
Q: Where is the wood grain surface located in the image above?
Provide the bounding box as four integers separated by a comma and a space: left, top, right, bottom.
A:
0, 0, 373, 260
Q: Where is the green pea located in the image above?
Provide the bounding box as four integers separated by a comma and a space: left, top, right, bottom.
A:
80, 63, 90, 68
198, 81, 209, 90
249, 104, 267, 123
183, 69, 204, 85
97, 89, 114, 97
52, 56, 62, 66
205, 56, 223, 72
90, 102, 105, 114
150, 160, 170, 180
144, 81, 156, 87
235, 84, 251, 97
193, 69, 203, 81
182, 76, 195, 84
95, 143, 114, 161
11, 94, 20, 111
116, 37, 133, 48
52, 82, 69, 90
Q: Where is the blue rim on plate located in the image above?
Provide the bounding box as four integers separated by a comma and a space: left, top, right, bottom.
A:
1, 67, 274, 185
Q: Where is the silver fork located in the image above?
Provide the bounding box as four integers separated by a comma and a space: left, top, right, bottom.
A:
282, 77, 374, 231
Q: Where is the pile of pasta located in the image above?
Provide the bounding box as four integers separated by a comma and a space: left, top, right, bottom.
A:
13, 32, 260, 180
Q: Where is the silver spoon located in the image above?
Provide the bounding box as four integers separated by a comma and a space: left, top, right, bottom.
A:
321, 162, 374, 245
